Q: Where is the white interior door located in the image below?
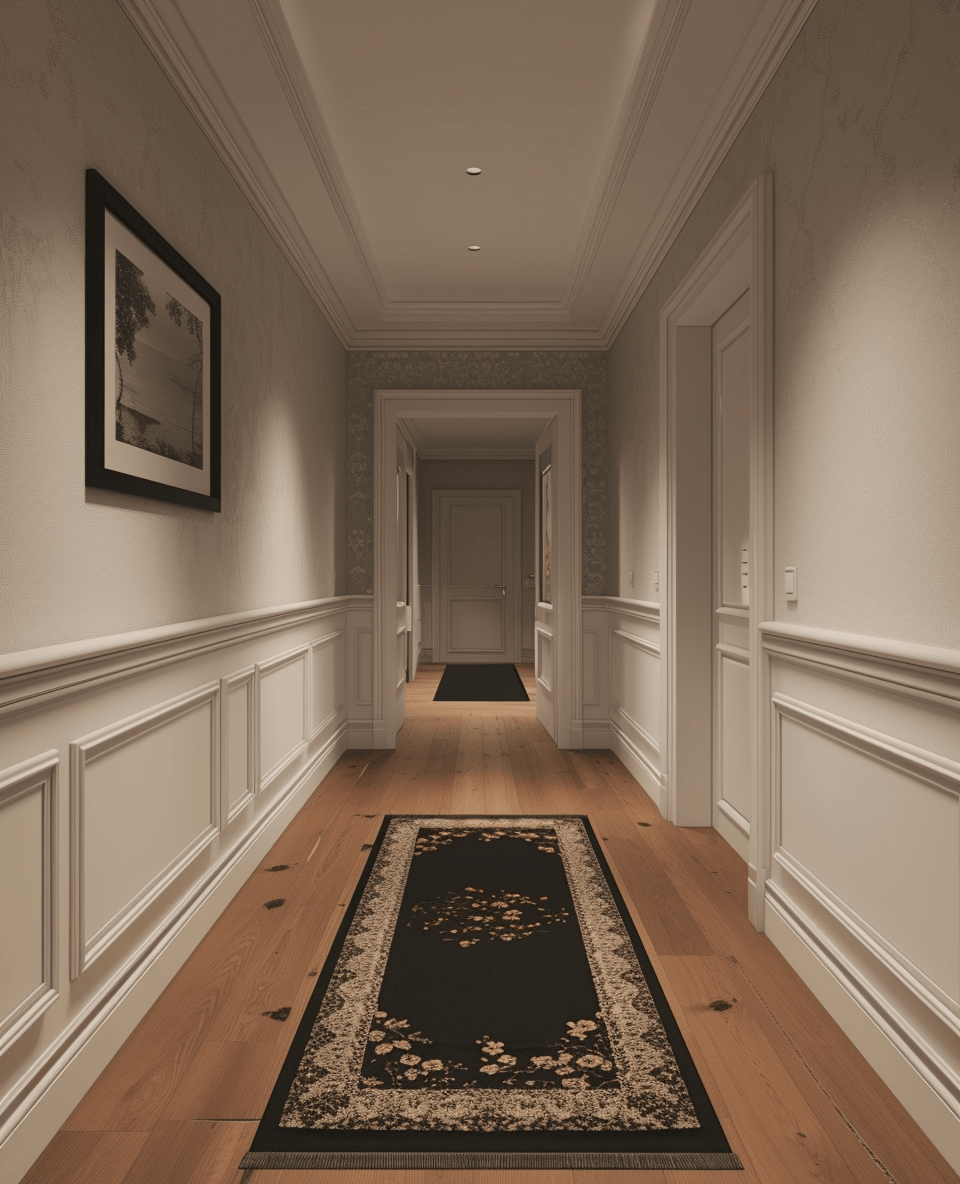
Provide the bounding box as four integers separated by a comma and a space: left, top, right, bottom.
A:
712, 289, 752, 860
435, 491, 520, 664
535, 420, 558, 741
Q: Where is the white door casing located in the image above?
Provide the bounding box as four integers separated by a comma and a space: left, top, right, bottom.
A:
659, 176, 773, 930
712, 289, 752, 862
535, 419, 558, 742
433, 491, 521, 664
374, 390, 581, 750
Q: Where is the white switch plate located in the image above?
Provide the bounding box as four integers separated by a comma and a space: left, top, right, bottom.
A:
653, 570, 659, 591
784, 566, 798, 601
628, 569, 634, 588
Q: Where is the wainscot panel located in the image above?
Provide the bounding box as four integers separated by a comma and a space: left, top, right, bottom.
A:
581, 597, 662, 805
0, 596, 372, 1184
761, 622, 960, 1170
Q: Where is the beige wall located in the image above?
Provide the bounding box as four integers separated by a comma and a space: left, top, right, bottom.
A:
608, 0, 960, 649
0, 0, 346, 656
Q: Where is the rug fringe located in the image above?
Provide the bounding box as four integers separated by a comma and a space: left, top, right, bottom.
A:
239, 1150, 744, 1170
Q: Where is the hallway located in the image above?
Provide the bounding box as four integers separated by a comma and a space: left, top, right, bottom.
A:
21, 667, 958, 1184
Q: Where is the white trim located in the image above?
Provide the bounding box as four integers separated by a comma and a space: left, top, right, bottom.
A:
765, 869, 960, 1125
0, 720, 347, 1167
761, 621, 960, 706
773, 692, 960, 801
609, 718, 662, 800
582, 595, 661, 625
308, 629, 346, 742
375, 390, 581, 749
0, 752, 59, 1056
220, 665, 257, 824
717, 797, 750, 838
659, 175, 774, 931
256, 644, 309, 792
69, 683, 221, 979
534, 623, 554, 694
0, 596, 371, 721
611, 627, 660, 660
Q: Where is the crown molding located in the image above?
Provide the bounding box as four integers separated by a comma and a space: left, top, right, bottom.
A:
118, 0, 356, 347
599, 0, 821, 346
122, 0, 819, 351
247, 0, 392, 309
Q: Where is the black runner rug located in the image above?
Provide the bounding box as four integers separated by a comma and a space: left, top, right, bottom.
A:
434, 663, 529, 701
240, 815, 742, 1171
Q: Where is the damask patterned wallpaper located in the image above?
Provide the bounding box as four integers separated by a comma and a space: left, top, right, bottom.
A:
346, 352, 608, 596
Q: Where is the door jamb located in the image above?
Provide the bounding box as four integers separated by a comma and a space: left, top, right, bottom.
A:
659, 176, 774, 930
374, 389, 581, 750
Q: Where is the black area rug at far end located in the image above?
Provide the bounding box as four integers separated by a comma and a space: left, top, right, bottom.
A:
240, 815, 743, 1171
433, 663, 530, 701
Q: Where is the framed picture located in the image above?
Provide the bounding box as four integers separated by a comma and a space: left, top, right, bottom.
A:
85, 169, 221, 511
540, 464, 552, 604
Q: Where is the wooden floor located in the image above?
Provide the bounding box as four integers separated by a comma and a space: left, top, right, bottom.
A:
23, 665, 959, 1184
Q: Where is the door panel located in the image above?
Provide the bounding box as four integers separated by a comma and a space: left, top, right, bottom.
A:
449, 505, 504, 587
713, 290, 751, 860
450, 599, 504, 651
437, 491, 520, 663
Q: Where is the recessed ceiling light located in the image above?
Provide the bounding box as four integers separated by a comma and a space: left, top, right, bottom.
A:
468, 244, 481, 251
466, 167, 482, 175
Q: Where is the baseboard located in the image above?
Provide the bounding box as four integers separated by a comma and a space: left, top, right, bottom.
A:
609, 719, 661, 801
765, 894, 960, 1176
1, 725, 347, 1184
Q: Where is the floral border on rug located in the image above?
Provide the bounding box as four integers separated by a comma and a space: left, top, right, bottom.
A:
279, 816, 699, 1132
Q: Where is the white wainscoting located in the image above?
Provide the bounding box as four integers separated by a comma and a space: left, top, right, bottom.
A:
581, 597, 663, 809
760, 622, 960, 1171
0, 595, 372, 1184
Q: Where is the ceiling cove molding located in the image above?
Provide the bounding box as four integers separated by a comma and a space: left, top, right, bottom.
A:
599, 0, 821, 346
559, 0, 694, 316
123, 0, 819, 352
119, 0, 356, 347
247, 0, 393, 310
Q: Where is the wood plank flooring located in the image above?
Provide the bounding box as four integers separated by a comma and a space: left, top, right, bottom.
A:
22, 665, 959, 1184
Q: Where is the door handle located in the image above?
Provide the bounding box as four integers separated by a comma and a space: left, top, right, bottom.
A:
494, 584, 506, 595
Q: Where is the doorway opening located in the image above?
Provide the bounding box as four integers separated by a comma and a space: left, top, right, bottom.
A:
374, 389, 581, 751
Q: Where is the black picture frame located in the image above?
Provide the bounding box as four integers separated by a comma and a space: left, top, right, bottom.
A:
85, 168, 221, 511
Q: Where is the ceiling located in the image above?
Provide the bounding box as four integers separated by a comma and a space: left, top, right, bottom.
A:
403, 416, 552, 460
122, 0, 816, 349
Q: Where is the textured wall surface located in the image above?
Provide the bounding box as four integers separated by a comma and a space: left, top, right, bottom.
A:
0, 0, 346, 655
346, 352, 608, 596
608, 0, 960, 649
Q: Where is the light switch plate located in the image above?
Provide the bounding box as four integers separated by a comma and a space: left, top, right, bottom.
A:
784, 566, 798, 601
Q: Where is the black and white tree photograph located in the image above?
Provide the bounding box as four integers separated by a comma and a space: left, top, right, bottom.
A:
85, 169, 221, 511
114, 250, 204, 469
